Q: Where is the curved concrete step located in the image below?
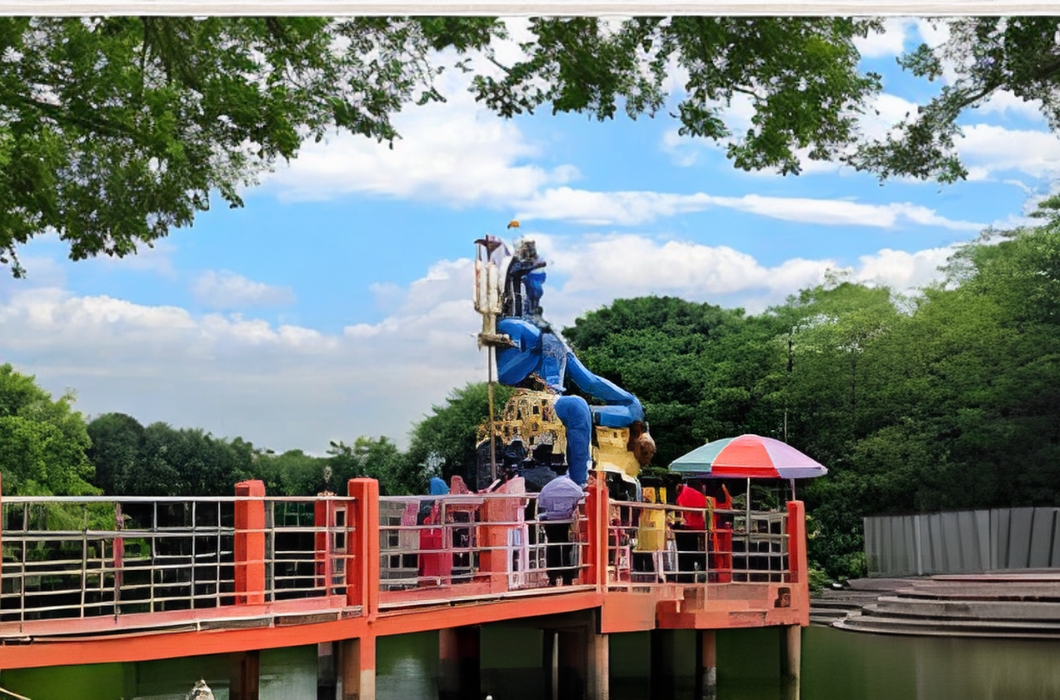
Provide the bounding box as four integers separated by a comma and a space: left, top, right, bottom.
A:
834, 611, 1060, 639
894, 582, 1060, 603
810, 599, 865, 611
866, 596, 1060, 621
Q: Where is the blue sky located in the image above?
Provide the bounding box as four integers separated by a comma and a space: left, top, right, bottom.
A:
2, 17, 1058, 454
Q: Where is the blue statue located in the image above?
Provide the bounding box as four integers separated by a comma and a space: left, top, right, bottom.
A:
483, 238, 648, 485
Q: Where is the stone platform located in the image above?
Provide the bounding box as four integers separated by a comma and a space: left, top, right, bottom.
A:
813, 572, 1060, 638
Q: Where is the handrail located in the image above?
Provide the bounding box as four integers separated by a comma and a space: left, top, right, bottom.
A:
0, 478, 807, 638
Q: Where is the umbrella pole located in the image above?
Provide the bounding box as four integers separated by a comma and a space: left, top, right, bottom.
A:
790, 478, 796, 502
488, 345, 498, 483
745, 477, 751, 537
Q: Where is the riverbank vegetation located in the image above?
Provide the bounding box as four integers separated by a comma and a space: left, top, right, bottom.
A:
5, 214, 1060, 577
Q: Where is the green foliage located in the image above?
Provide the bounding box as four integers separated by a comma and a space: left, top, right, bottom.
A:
476, 16, 1060, 184
85, 415, 255, 496
808, 565, 829, 596
563, 296, 786, 466
851, 18, 1060, 182
86, 412, 144, 494
0, 16, 502, 276
405, 382, 513, 490
9, 17, 1060, 275
328, 436, 410, 496
0, 364, 95, 495
254, 448, 328, 497
472, 18, 880, 177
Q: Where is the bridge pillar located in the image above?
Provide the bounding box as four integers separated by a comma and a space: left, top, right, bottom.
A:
588, 620, 609, 700
338, 636, 375, 700
230, 649, 260, 700
780, 625, 801, 685
544, 631, 559, 700
649, 630, 676, 700
695, 630, 717, 699
234, 480, 266, 605
555, 612, 608, 700
439, 626, 480, 700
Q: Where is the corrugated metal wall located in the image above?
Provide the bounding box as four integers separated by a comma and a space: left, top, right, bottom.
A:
864, 507, 1060, 576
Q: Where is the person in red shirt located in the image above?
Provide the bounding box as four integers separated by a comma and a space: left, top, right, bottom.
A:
675, 482, 710, 582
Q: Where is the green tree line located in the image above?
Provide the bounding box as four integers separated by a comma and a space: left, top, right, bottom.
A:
5, 216, 1060, 577
564, 216, 1060, 577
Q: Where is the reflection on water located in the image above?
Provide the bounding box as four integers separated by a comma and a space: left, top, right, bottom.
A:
802, 626, 1060, 700
376, 625, 1060, 700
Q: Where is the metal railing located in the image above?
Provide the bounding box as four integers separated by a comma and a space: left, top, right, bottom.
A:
0, 486, 802, 633
378, 492, 588, 602
605, 500, 790, 588
0, 495, 354, 629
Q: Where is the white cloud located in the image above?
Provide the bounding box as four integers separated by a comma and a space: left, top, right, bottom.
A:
262, 26, 578, 208
265, 108, 578, 206
0, 235, 964, 453
850, 246, 957, 291
514, 187, 984, 231
854, 18, 915, 59
99, 241, 178, 278
532, 233, 955, 322
979, 90, 1045, 122
192, 271, 295, 309
0, 265, 481, 452
957, 124, 1060, 181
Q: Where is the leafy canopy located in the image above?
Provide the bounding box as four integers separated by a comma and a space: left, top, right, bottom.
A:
0, 363, 95, 494
0, 16, 499, 276
4, 17, 1060, 274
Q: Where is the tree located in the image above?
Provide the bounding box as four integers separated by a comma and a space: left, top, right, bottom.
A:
86, 412, 145, 494
328, 436, 411, 495
563, 296, 781, 466
0, 363, 95, 494
405, 382, 513, 490
853, 18, 1060, 182
124, 422, 253, 496
254, 448, 329, 496
7, 17, 1060, 275
477, 17, 1060, 184
0, 16, 499, 275
474, 17, 880, 177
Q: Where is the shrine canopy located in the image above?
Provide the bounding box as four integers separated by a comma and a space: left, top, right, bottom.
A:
668, 435, 828, 480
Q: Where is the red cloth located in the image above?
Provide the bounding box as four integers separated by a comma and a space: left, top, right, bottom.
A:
677, 485, 708, 531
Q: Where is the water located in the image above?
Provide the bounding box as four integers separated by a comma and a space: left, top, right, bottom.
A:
379, 625, 1060, 700
7, 625, 1060, 699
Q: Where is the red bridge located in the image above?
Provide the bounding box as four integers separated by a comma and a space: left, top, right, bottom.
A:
0, 477, 808, 700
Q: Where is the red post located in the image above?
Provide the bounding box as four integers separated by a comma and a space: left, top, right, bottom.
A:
584, 480, 608, 589
786, 500, 807, 585
477, 497, 512, 592
234, 480, 266, 605
347, 479, 379, 619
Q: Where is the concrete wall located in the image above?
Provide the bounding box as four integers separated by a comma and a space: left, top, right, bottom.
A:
865, 507, 1060, 576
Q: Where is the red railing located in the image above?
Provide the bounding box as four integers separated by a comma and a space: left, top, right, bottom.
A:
0, 476, 808, 638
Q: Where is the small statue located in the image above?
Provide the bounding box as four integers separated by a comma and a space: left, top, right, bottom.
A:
186, 679, 215, 700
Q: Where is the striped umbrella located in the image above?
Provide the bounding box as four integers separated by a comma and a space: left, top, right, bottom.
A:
668, 434, 828, 479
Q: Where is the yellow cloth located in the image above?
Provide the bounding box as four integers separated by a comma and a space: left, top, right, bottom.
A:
635, 508, 667, 552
